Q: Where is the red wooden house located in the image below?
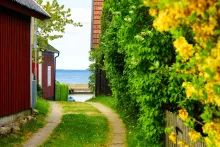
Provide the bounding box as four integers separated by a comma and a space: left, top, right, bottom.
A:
0, 0, 50, 124
33, 45, 59, 100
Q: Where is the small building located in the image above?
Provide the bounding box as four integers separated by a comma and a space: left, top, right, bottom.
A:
38, 45, 59, 100
0, 0, 50, 124
32, 45, 59, 100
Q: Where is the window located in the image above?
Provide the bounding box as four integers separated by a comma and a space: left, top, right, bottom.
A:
48, 66, 51, 86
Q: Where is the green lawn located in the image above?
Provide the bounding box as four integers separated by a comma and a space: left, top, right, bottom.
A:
0, 97, 50, 147
86, 96, 117, 111
41, 102, 109, 147
87, 96, 140, 147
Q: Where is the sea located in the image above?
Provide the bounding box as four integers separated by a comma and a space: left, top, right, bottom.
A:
56, 69, 94, 102
56, 69, 92, 84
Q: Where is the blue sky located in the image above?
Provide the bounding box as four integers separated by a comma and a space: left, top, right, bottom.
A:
48, 0, 92, 70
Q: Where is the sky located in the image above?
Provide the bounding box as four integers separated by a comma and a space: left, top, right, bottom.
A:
48, 0, 92, 70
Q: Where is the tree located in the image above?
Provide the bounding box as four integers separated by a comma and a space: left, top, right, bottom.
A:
33, 0, 82, 62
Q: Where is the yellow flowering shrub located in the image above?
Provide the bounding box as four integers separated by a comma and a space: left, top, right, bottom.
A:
188, 131, 202, 142
169, 132, 177, 144
144, 0, 220, 146
182, 82, 197, 99
203, 122, 220, 146
173, 37, 194, 62
178, 108, 188, 121
178, 140, 186, 147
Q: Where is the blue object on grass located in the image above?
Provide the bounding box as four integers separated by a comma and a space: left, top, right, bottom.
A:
68, 96, 75, 102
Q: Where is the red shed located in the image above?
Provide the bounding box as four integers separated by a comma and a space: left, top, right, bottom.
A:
0, 0, 50, 123
38, 45, 59, 100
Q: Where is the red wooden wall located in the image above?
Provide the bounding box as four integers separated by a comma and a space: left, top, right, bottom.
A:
92, 0, 103, 48
42, 52, 55, 99
0, 6, 31, 117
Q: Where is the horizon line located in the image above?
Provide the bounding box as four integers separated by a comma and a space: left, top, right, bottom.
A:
57, 69, 88, 70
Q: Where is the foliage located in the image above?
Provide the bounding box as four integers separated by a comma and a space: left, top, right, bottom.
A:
89, 0, 185, 146
33, 0, 82, 63
60, 84, 69, 101
90, 0, 219, 146
37, 83, 44, 97
55, 82, 69, 101
144, 0, 220, 146
55, 81, 61, 101
88, 46, 104, 93
88, 65, 95, 93
41, 102, 109, 147
36, 96, 50, 117
0, 97, 50, 146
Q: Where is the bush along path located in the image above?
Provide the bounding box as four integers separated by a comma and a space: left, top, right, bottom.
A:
88, 102, 127, 147
89, 0, 220, 146
24, 102, 62, 147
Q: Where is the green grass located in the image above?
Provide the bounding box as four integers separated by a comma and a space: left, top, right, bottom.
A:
60, 102, 100, 114
86, 96, 117, 110
55, 82, 69, 101
87, 96, 139, 147
36, 97, 50, 117
41, 102, 109, 147
0, 97, 50, 147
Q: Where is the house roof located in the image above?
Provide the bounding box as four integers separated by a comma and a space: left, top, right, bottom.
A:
0, 0, 50, 20
12, 0, 51, 18
42, 44, 59, 53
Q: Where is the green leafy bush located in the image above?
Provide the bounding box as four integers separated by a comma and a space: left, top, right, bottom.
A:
88, 0, 188, 146
88, 60, 96, 93
37, 83, 44, 97
55, 82, 69, 101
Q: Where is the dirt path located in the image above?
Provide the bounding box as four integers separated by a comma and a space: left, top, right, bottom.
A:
87, 102, 127, 147
24, 102, 62, 147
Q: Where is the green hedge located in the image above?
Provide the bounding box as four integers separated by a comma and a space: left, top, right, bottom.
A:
89, 1, 187, 146
55, 82, 69, 101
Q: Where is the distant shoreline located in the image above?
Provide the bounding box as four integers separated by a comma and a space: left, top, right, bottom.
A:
68, 84, 88, 89
68, 84, 91, 94
56, 69, 89, 71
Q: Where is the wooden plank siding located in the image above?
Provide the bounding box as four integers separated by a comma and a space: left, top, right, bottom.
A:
95, 66, 112, 96
0, 6, 31, 117
165, 111, 206, 147
41, 52, 55, 100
